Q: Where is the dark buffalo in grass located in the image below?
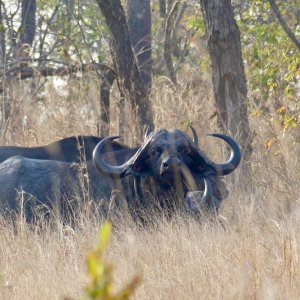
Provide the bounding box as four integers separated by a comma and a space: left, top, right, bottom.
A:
0, 135, 126, 163
0, 156, 115, 222
93, 128, 241, 219
0, 128, 240, 223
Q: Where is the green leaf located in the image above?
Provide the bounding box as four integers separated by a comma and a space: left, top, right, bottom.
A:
98, 222, 112, 253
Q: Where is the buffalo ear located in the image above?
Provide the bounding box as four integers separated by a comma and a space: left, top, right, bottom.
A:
189, 151, 217, 176
189, 152, 208, 168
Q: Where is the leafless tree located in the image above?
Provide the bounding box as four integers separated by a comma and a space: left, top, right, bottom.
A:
127, 0, 152, 89
95, 0, 154, 141
19, 0, 36, 47
199, 0, 252, 181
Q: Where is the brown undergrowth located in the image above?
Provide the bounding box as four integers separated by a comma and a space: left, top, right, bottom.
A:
0, 72, 299, 299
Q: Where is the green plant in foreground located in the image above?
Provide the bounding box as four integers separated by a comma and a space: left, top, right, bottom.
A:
84, 222, 141, 300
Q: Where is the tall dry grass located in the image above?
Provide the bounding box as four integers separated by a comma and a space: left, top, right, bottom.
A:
0, 71, 299, 299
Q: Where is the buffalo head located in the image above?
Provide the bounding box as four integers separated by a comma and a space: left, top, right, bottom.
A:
93, 128, 241, 213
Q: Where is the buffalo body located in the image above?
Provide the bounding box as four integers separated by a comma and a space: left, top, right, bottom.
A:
0, 135, 126, 163
0, 156, 115, 221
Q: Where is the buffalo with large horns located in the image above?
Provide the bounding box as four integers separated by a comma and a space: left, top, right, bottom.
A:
93, 128, 241, 217
0, 135, 131, 222
0, 129, 240, 222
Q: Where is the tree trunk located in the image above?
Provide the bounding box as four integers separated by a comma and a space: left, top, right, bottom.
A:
159, 0, 166, 17
127, 0, 152, 89
95, 0, 154, 141
0, 3, 5, 62
199, 0, 252, 181
99, 67, 116, 136
20, 0, 36, 46
0, 3, 7, 134
64, 0, 73, 23
164, 1, 180, 85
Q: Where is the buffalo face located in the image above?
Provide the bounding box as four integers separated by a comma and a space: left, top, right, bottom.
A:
93, 128, 241, 213
145, 130, 194, 187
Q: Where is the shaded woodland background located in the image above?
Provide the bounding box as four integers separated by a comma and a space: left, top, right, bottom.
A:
0, 0, 299, 175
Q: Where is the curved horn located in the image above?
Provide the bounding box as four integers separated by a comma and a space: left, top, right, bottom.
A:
202, 178, 212, 204
180, 164, 198, 191
93, 136, 128, 178
93, 133, 156, 179
189, 125, 199, 146
183, 178, 212, 213
207, 133, 241, 175
180, 164, 212, 204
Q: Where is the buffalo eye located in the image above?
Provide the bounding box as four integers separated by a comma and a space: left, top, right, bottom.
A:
150, 147, 162, 157
151, 150, 158, 157
133, 164, 141, 171
177, 144, 188, 154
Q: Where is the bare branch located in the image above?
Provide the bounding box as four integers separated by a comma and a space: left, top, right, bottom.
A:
0, 1, 6, 61
159, 0, 166, 17
0, 62, 115, 92
164, 1, 180, 85
38, 5, 59, 61
268, 0, 300, 51
174, 2, 187, 29
99, 67, 116, 136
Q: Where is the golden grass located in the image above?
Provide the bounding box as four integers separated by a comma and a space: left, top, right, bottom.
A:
0, 72, 299, 299
1, 198, 300, 299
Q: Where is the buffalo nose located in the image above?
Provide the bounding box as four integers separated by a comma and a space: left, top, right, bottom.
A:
162, 158, 181, 170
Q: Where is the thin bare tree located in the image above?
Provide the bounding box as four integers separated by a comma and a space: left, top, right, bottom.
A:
95, 0, 154, 141
268, 0, 300, 51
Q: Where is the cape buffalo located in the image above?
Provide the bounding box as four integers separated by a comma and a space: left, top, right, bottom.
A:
0, 128, 240, 223
93, 128, 241, 217
0, 156, 115, 222
0, 144, 139, 222
0, 135, 126, 164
